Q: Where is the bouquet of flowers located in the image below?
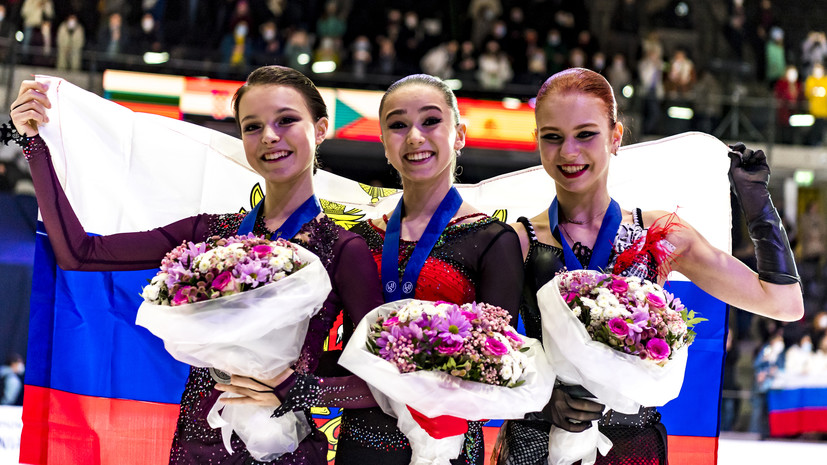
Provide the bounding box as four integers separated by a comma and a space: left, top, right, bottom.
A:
135, 234, 332, 461
537, 270, 704, 465
340, 299, 555, 465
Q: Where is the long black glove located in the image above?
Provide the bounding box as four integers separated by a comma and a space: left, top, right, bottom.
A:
728, 143, 800, 285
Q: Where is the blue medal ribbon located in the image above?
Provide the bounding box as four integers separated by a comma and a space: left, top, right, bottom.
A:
237, 195, 322, 240
381, 186, 464, 302
548, 197, 621, 271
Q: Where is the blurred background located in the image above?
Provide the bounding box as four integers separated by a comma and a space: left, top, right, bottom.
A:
2, 0, 827, 462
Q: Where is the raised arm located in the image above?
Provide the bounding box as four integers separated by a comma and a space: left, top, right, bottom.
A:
10, 80, 212, 272
668, 144, 803, 321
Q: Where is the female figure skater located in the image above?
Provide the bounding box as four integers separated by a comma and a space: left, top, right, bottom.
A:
334, 74, 525, 464
497, 67, 803, 464
9, 65, 384, 464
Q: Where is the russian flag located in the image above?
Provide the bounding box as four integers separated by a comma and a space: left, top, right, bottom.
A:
21, 76, 730, 464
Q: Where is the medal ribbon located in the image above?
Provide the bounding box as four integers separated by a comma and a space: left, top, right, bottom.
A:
237, 195, 322, 239
548, 197, 621, 271
382, 186, 464, 302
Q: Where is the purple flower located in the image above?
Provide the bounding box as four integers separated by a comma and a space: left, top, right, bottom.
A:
437, 339, 464, 355
608, 317, 628, 337
484, 337, 508, 356
610, 279, 629, 294
646, 338, 671, 360
435, 307, 472, 344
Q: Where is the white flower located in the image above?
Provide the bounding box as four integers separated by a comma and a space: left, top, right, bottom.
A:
572, 306, 582, 317
500, 363, 513, 381
142, 282, 161, 302
628, 281, 641, 292
396, 306, 411, 323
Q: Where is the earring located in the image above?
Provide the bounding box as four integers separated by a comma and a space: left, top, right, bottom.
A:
456, 149, 462, 158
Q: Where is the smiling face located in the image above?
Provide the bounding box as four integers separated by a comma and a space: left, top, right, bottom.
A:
238, 84, 327, 186
535, 91, 622, 197
380, 83, 466, 186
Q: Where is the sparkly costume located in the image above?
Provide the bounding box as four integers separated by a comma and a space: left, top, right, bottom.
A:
501, 211, 667, 465
335, 215, 524, 465
26, 135, 385, 464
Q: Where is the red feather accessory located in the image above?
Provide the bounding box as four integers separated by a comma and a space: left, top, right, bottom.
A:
613, 212, 683, 281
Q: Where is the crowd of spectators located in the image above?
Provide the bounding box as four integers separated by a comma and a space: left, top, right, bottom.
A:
0, 1, 826, 142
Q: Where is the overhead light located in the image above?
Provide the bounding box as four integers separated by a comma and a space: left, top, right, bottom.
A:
297, 53, 311, 65
622, 85, 634, 98
444, 79, 462, 90
789, 114, 815, 127
311, 61, 336, 73
667, 106, 693, 120
502, 97, 521, 110
794, 170, 814, 186
15, 31, 23, 42
143, 52, 169, 64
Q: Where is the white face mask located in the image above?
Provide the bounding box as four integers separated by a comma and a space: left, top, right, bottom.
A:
235, 24, 249, 38
0, 12, 6, 22
771, 340, 785, 354
142, 18, 154, 33
801, 341, 813, 352
819, 315, 827, 329
67, 19, 77, 30
263, 29, 276, 41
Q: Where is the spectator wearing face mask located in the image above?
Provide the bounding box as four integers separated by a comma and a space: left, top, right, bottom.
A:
350, 35, 372, 79
544, 28, 568, 76
0, 353, 24, 406
97, 12, 124, 59
750, 327, 785, 437
133, 12, 163, 55
220, 20, 251, 69
805, 63, 827, 145
251, 20, 282, 66
56, 13, 85, 71
774, 65, 803, 143
784, 327, 814, 375
766, 26, 787, 86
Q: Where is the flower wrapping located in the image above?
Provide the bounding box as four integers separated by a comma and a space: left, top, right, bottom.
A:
537, 270, 702, 465
339, 299, 555, 465
135, 236, 332, 461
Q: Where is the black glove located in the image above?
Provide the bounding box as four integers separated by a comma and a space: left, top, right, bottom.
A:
728, 143, 800, 285
528, 383, 604, 433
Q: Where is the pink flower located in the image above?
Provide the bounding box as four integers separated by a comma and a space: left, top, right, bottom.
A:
484, 337, 509, 356
504, 330, 523, 343
610, 279, 628, 294
608, 317, 628, 337
172, 286, 192, 306
437, 339, 464, 355
646, 338, 671, 360
384, 316, 400, 327
564, 291, 578, 303
212, 271, 237, 293
647, 293, 666, 308
251, 244, 272, 257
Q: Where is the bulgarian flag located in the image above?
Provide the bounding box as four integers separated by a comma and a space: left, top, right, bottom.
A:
21, 76, 729, 465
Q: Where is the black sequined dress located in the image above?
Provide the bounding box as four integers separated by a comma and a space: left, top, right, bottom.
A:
501, 211, 668, 465
336, 214, 525, 465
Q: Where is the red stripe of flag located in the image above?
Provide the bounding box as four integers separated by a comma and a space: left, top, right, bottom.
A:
20, 385, 179, 465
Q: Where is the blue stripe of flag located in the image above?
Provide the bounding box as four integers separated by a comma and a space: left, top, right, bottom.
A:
27, 222, 189, 403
